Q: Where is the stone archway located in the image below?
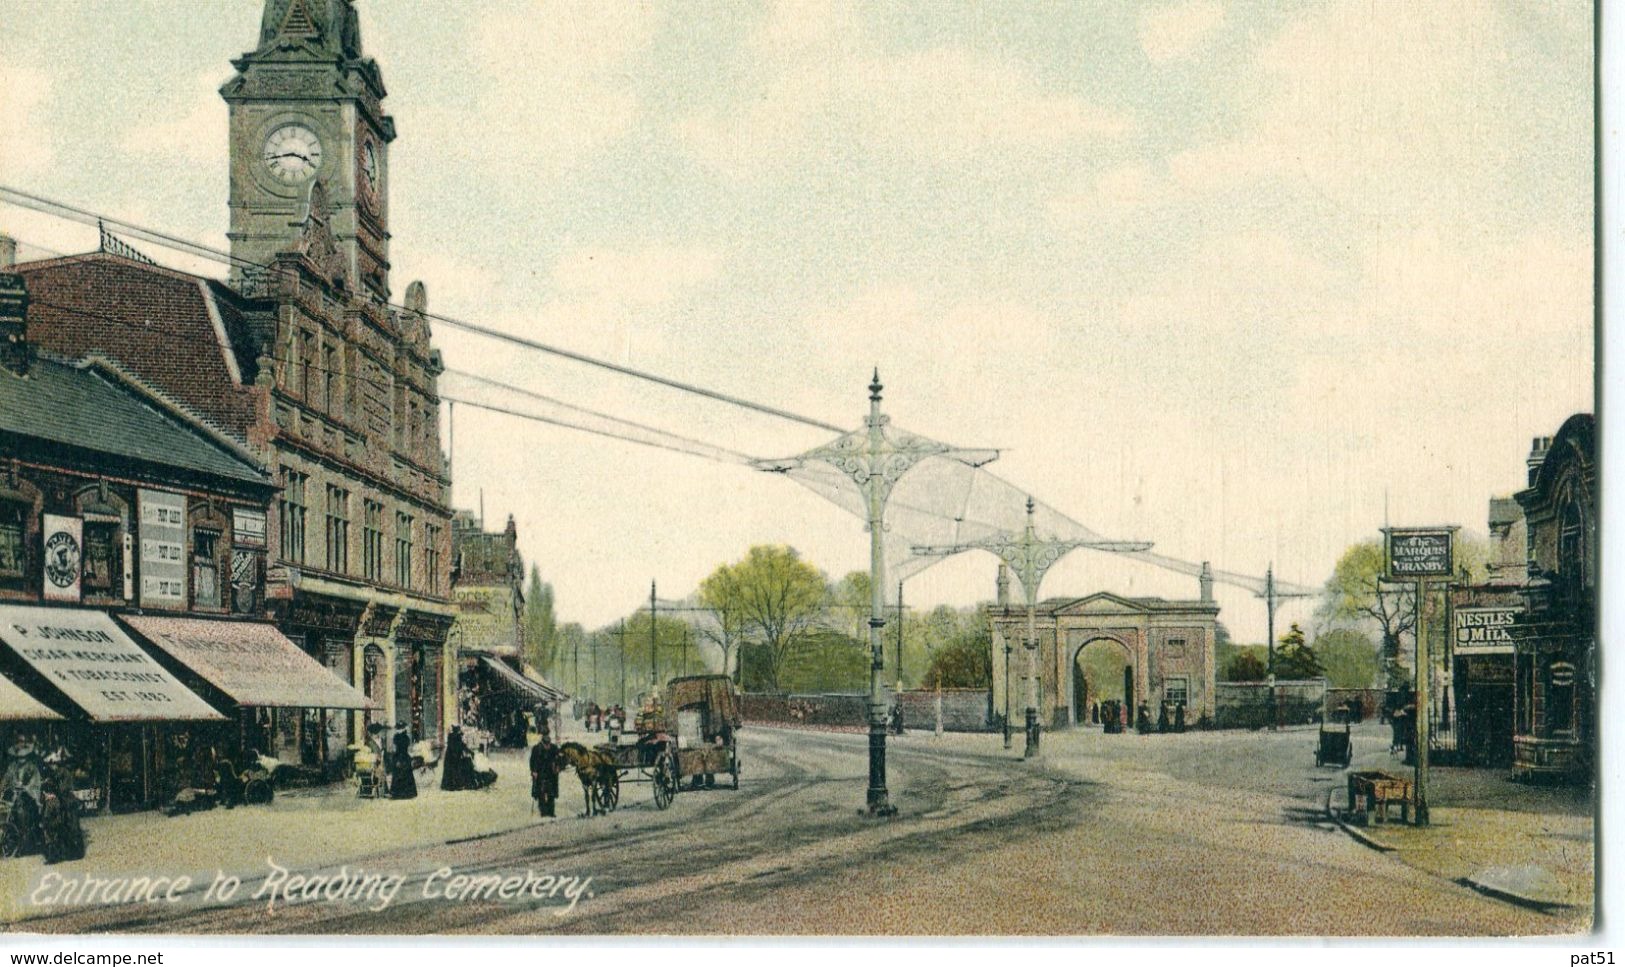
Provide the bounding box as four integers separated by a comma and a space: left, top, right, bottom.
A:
1073, 637, 1134, 726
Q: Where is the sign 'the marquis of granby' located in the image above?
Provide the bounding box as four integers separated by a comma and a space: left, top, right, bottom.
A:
1385, 528, 1455, 579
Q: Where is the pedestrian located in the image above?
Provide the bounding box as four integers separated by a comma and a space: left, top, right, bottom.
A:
1090, 701, 1099, 725
529, 731, 561, 818
1174, 701, 1186, 733
1157, 702, 1170, 734
441, 725, 472, 791
890, 701, 905, 736
1136, 702, 1152, 734
389, 725, 418, 800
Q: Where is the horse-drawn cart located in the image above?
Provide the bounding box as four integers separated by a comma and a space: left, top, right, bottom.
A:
567, 674, 742, 814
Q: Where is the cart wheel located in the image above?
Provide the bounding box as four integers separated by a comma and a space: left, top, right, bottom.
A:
652, 754, 677, 810
603, 771, 621, 812
729, 753, 740, 790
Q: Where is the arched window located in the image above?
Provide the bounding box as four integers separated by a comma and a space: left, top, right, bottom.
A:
0, 470, 42, 589
74, 483, 129, 600
1558, 491, 1586, 594
190, 501, 231, 611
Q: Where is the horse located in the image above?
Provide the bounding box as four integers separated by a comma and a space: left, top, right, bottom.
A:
557, 742, 618, 816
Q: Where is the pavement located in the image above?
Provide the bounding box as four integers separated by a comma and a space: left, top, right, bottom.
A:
1322, 733, 1594, 914
0, 721, 1593, 936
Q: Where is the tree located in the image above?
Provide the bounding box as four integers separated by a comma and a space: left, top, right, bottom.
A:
923, 610, 993, 688
522, 565, 558, 674
1314, 628, 1380, 689
827, 571, 873, 643
703, 545, 828, 693
1273, 622, 1324, 680
1224, 651, 1268, 682
1317, 540, 1415, 688
697, 562, 750, 685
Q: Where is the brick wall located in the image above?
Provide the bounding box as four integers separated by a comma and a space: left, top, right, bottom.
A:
742, 693, 867, 730
898, 688, 991, 731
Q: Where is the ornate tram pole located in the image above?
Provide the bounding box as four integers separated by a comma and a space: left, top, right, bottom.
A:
864, 373, 892, 813
754, 371, 998, 814
913, 499, 1151, 758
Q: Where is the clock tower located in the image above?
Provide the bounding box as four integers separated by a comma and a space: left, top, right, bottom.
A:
222, 0, 394, 300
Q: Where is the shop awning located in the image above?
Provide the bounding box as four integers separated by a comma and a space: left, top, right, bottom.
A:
481, 656, 566, 705
121, 615, 375, 711
0, 605, 224, 723
522, 665, 570, 701
0, 672, 63, 721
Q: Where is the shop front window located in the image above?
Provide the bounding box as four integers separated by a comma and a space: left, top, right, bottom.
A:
1548, 661, 1576, 734
82, 520, 121, 595
0, 501, 26, 580
193, 529, 221, 609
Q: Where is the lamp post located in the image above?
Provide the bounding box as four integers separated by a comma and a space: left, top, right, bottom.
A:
650, 580, 659, 690
753, 371, 998, 815
1003, 622, 1013, 750
895, 580, 905, 693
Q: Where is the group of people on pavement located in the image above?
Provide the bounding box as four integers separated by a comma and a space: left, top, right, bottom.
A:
1, 732, 85, 863
1088, 699, 1188, 734
440, 726, 498, 792
580, 702, 626, 735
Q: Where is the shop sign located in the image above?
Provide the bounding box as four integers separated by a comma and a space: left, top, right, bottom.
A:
1386, 528, 1454, 579
232, 507, 267, 548
1463, 655, 1514, 684
41, 514, 82, 602
138, 489, 187, 609
1454, 606, 1519, 655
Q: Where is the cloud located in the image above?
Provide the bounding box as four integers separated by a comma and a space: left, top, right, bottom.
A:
675, 1, 1133, 176
0, 64, 52, 179
552, 244, 723, 308
118, 71, 230, 166
1139, 0, 1225, 63
446, 0, 662, 172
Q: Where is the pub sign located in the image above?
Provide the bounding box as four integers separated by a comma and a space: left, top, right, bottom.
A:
1385, 527, 1455, 579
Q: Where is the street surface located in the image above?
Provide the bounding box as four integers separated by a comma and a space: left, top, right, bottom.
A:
4, 724, 1585, 936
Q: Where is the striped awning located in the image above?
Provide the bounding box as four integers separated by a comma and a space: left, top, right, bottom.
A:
0, 605, 223, 723
0, 672, 63, 722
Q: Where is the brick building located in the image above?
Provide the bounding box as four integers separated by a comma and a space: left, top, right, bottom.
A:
0, 320, 365, 810
7, 0, 455, 761
1511, 415, 1595, 781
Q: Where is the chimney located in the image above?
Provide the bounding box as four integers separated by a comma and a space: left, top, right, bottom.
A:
1199, 561, 1214, 603
1527, 435, 1551, 485
996, 564, 1010, 607
0, 234, 15, 269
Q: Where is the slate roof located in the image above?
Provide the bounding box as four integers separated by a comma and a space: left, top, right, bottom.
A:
0, 353, 271, 488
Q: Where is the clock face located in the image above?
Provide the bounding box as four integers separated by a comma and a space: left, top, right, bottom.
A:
360, 141, 379, 193
262, 124, 323, 184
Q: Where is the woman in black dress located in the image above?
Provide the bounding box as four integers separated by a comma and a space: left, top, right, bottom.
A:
389, 727, 417, 800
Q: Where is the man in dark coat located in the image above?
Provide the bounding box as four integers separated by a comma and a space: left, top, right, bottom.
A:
529, 733, 561, 818
389, 726, 417, 800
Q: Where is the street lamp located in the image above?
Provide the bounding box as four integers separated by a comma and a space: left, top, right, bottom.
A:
754, 371, 997, 815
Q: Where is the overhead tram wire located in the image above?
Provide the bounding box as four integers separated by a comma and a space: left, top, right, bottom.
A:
12, 258, 758, 466
440, 368, 756, 465
0, 184, 844, 433
441, 396, 749, 466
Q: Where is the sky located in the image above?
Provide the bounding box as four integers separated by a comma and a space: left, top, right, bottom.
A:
0, 0, 1594, 644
